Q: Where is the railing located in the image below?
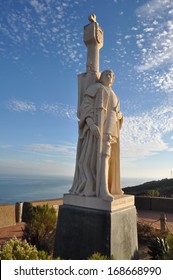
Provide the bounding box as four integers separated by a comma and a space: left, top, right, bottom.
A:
138, 212, 173, 234
135, 196, 173, 212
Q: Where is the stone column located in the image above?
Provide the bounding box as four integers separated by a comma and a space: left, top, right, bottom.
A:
84, 15, 103, 73
15, 202, 23, 223
77, 15, 103, 117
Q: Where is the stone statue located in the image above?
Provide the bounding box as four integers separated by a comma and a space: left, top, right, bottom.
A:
69, 15, 123, 201
55, 15, 138, 262
70, 69, 123, 201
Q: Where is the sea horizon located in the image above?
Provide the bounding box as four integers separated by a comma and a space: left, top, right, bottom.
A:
0, 174, 162, 205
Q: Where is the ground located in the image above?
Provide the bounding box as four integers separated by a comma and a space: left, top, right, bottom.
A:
0, 210, 173, 259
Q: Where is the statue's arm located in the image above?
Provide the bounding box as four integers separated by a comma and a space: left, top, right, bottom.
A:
86, 117, 100, 139
80, 88, 100, 138
115, 98, 123, 129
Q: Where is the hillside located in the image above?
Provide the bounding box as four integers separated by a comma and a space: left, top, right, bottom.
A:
123, 178, 173, 197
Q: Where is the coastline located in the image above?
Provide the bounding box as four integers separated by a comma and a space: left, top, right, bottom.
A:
0, 174, 160, 205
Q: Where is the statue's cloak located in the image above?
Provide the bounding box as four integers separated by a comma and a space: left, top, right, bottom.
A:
70, 82, 123, 196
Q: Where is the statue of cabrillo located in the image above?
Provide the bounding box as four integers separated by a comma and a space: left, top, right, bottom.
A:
70, 15, 123, 201
54, 15, 138, 262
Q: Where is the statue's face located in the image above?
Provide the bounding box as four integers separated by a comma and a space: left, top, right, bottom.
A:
100, 71, 114, 86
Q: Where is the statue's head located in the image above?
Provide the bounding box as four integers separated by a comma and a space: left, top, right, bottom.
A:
99, 70, 115, 86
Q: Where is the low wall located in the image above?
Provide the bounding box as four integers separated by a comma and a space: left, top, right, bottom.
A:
31, 198, 63, 209
0, 198, 63, 228
0, 196, 173, 228
135, 196, 173, 212
0, 204, 16, 228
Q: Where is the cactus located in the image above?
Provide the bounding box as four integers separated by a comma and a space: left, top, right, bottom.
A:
148, 237, 169, 260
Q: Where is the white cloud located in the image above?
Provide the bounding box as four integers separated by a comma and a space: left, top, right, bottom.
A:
136, 0, 172, 19
0, 157, 74, 176
7, 100, 36, 113
7, 99, 77, 120
40, 102, 77, 120
153, 67, 173, 92
25, 142, 76, 156
121, 103, 173, 162
134, 0, 173, 93
0, 144, 12, 149
136, 34, 173, 72
124, 35, 131, 40
0, 0, 84, 68
30, 0, 45, 14
131, 27, 138, 31
116, 39, 122, 45
0, 141, 77, 176
143, 27, 154, 32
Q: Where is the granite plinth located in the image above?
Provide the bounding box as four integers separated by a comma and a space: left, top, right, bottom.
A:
54, 195, 138, 260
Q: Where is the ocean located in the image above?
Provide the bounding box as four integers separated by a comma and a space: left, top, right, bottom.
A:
0, 174, 155, 204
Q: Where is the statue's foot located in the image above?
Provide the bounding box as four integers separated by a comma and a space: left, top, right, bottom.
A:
83, 190, 96, 197
99, 190, 114, 201
69, 189, 74, 194
115, 190, 124, 195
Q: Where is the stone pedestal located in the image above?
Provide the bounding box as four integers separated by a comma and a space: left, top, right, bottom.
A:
54, 194, 138, 260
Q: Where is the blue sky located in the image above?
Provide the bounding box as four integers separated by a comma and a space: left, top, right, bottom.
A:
0, 0, 173, 179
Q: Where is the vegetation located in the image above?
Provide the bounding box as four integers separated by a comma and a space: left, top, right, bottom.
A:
22, 204, 56, 254
123, 178, 173, 197
2, 200, 173, 260
88, 252, 113, 260
1, 229, 173, 260
137, 222, 164, 243
0, 237, 112, 260
0, 237, 55, 260
146, 189, 160, 197
164, 234, 173, 259
148, 237, 169, 260
138, 221, 173, 260
0, 237, 39, 260
148, 234, 173, 260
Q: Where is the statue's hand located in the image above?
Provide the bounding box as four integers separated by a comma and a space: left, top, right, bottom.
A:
89, 124, 100, 139
117, 112, 123, 120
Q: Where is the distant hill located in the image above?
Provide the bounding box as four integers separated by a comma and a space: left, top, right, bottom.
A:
123, 178, 173, 197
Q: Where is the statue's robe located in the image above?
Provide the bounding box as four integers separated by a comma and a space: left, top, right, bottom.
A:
70, 82, 123, 197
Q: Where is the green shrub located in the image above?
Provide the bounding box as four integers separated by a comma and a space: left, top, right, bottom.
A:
22, 202, 34, 223
163, 234, 173, 260
38, 250, 52, 260
0, 237, 39, 260
146, 189, 160, 197
88, 252, 113, 260
23, 204, 56, 254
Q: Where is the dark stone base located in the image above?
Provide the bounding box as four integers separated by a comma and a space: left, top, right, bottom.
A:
54, 204, 138, 260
